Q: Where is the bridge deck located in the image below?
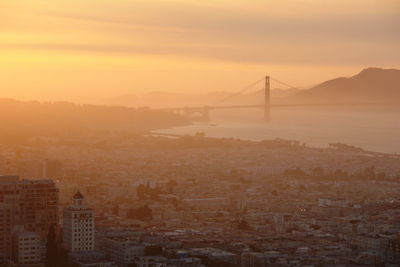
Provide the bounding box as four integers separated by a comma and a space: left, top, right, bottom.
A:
160, 102, 385, 112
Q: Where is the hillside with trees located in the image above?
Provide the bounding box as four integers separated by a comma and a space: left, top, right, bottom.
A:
0, 98, 189, 144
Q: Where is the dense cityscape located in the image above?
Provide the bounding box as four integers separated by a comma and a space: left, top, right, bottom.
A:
1, 135, 400, 266
2, 0, 399, 266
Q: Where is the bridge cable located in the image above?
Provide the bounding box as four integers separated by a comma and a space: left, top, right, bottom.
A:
270, 77, 301, 90
211, 77, 265, 106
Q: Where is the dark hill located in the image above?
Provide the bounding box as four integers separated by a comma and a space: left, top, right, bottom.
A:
0, 99, 188, 143
286, 67, 400, 104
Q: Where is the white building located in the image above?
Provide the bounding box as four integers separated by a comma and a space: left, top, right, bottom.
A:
63, 191, 95, 252
101, 236, 145, 267
13, 231, 42, 266
69, 251, 117, 267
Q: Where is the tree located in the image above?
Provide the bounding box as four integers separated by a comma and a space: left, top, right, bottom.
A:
46, 224, 58, 267
57, 247, 70, 267
144, 245, 163, 256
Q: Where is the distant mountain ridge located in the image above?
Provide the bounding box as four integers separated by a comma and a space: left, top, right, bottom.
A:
103, 88, 301, 108
286, 67, 400, 104
104, 67, 399, 107
0, 98, 189, 143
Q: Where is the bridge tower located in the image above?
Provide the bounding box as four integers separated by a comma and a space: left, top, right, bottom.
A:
265, 75, 270, 120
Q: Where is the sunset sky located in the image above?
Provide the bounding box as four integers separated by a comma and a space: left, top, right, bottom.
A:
1, 0, 399, 103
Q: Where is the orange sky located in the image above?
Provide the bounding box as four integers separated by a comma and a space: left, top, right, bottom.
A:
0, 0, 399, 103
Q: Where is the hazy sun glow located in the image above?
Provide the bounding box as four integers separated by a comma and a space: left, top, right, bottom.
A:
1, 0, 399, 103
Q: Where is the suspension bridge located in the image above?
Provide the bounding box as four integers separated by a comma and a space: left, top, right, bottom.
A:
157, 75, 380, 121
158, 76, 299, 121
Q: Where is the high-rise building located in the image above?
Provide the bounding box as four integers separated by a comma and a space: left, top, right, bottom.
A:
0, 203, 13, 264
0, 176, 59, 238
101, 236, 145, 267
12, 231, 42, 266
63, 191, 95, 252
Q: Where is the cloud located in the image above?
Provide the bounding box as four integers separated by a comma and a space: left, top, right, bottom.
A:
1, 0, 399, 66
1, 40, 399, 67
34, 1, 400, 43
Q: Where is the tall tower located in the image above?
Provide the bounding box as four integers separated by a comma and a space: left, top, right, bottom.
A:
0, 203, 12, 264
63, 191, 94, 252
0, 176, 59, 239
265, 76, 270, 120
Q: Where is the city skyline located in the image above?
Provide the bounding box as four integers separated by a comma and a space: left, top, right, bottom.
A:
1, 1, 400, 266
